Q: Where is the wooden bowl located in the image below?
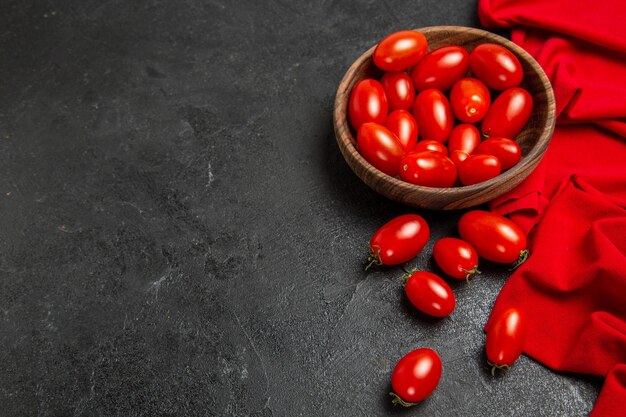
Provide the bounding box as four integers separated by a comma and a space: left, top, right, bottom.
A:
333, 26, 556, 210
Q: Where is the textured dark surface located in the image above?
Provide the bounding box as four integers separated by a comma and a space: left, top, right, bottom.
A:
0, 0, 602, 416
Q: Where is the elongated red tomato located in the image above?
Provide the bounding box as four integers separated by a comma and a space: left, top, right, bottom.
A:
448, 124, 481, 155
412, 89, 453, 142
414, 140, 448, 156
357, 123, 404, 177
400, 151, 457, 188
486, 308, 526, 374
384, 110, 418, 152
476, 137, 521, 171
381, 72, 416, 111
348, 79, 388, 131
374, 30, 428, 72
481, 87, 533, 139
470, 43, 523, 91
368, 214, 430, 268
450, 78, 491, 123
410, 46, 470, 91
433, 238, 480, 281
404, 271, 455, 317
391, 348, 442, 405
458, 210, 527, 264
458, 154, 501, 186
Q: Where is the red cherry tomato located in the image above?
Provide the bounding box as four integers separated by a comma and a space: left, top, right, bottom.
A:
470, 43, 523, 91
414, 140, 448, 156
374, 30, 428, 72
410, 46, 470, 92
368, 214, 430, 268
486, 308, 526, 374
433, 237, 480, 281
400, 151, 457, 188
450, 150, 469, 167
458, 210, 527, 264
384, 110, 418, 152
412, 89, 453, 142
476, 137, 521, 171
390, 348, 442, 405
450, 78, 491, 123
404, 271, 455, 317
458, 154, 501, 186
348, 79, 388, 131
357, 123, 404, 177
381, 72, 416, 112
448, 124, 481, 155
481, 87, 533, 139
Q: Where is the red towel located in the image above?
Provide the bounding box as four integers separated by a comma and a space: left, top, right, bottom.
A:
478, 1, 626, 415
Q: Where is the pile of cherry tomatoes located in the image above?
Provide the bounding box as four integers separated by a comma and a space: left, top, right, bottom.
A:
369, 210, 528, 405
349, 30, 533, 187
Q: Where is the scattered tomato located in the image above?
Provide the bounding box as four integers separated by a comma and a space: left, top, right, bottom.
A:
450, 77, 491, 123
384, 110, 418, 152
357, 123, 404, 176
381, 72, 416, 112
414, 140, 448, 156
390, 348, 442, 406
448, 124, 481, 155
476, 137, 522, 171
410, 46, 470, 91
458, 154, 502, 186
404, 271, 455, 317
400, 151, 457, 188
368, 214, 430, 268
481, 87, 533, 139
374, 30, 428, 72
486, 308, 526, 375
433, 237, 480, 281
348, 79, 388, 131
470, 43, 523, 90
412, 89, 453, 142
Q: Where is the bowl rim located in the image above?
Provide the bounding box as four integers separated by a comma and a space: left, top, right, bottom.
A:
333, 25, 556, 204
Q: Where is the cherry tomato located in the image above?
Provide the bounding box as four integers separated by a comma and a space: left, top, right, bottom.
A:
381, 72, 416, 111
410, 46, 470, 91
390, 348, 442, 406
486, 308, 526, 374
458, 154, 501, 186
414, 140, 448, 156
433, 237, 480, 281
357, 123, 404, 176
400, 151, 457, 188
476, 137, 521, 171
384, 110, 418, 152
458, 210, 527, 264
412, 89, 453, 142
404, 271, 455, 317
348, 79, 388, 131
470, 43, 523, 91
448, 124, 481, 155
374, 30, 428, 72
481, 87, 533, 139
450, 150, 469, 167
368, 214, 430, 268
450, 78, 491, 123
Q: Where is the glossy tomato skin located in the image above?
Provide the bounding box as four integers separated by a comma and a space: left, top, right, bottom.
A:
458, 154, 502, 186
357, 123, 404, 176
433, 237, 479, 280
410, 46, 470, 92
405, 271, 455, 317
450, 150, 470, 167
476, 137, 521, 171
391, 348, 442, 403
412, 89, 453, 142
481, 87, 533, 139
374, 30, 428, 72
384, 110, 418, 152
414, 140, 448, 156
381, 72, 416, 111
348, 79, 388, 131
458, 210, 527, 264
486, 308, 526, 367
448, 124, 481, 155
470, 43, 523, 91
400, 151, 457, 188
369, 214, 430, 266
450, 78, 491, 123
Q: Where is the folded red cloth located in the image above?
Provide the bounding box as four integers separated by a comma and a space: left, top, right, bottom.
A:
478, 1, 626, 415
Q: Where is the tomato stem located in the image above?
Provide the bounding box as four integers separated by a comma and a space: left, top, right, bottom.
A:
509, 249, 529, 271
487, 360, 510, 376
462, 266, 481, 283
400, 268, 418, 286
365, 246, 382, 271
389, 392, 419, 407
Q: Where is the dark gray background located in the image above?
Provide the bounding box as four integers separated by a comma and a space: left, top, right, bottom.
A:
0, 0, 602, 416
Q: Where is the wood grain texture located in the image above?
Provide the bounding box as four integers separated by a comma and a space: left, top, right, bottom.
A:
333, 26, 556, 210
